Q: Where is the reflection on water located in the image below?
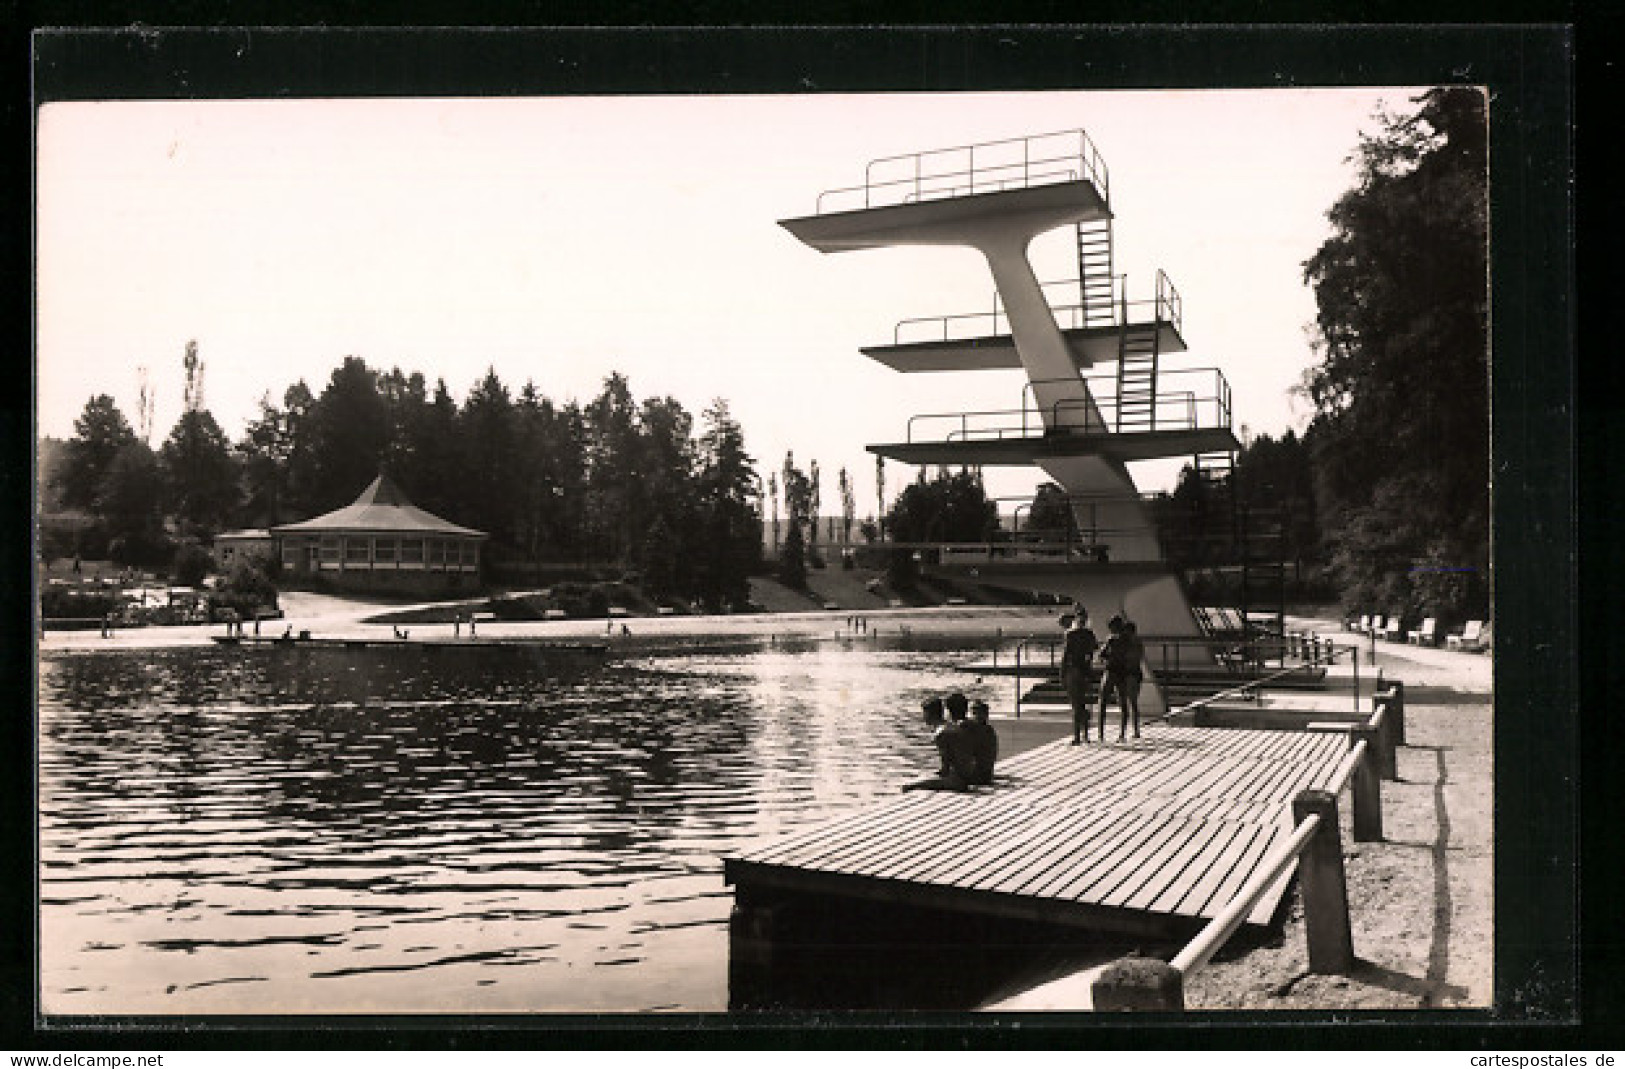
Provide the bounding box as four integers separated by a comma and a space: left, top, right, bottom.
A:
39, 638, 1048, 1014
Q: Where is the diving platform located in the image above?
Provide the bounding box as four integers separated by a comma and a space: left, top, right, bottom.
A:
869, 425, 1241, 467
782, 178, 1108, 253
725, 725, 1352, 937
862, 320, 1185, 374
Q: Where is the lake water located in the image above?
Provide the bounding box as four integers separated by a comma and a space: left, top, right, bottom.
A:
38, 637, 1096, 1016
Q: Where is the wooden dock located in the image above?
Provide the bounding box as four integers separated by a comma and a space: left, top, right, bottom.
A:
724, 724, 1353, 937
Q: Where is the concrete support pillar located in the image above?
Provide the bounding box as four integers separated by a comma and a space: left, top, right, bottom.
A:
1091, 955, 1185, 1011
1349, 726, 1384, 843
1292, 790, 1355, 974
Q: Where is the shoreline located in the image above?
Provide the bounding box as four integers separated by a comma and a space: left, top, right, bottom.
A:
38, 595, 1075, 654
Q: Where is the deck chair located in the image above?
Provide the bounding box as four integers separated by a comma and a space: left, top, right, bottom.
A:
1407, 618, 1438, 646
1446, 619, 1484, 651
1455, 620, 1491, 653
1382, 615, 1405, 642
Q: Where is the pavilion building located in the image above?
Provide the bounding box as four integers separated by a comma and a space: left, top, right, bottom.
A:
271, 473, 486, 595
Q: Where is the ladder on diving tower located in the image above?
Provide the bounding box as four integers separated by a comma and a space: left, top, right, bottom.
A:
1076, 219, 1116, 329
1116, 320, 1162, 433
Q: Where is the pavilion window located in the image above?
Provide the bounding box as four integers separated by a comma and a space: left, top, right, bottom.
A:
374, 538, 397, 564
401, 539, 424, 565
345, 538, 371, 565
319, 537, 341, 564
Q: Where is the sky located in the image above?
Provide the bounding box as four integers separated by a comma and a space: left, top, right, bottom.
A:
35, 87, 1418, 511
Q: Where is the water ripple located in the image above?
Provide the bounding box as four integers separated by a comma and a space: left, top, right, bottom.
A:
38, 641, 1006, 1012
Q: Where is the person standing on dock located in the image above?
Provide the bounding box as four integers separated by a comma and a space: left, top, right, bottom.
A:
1061, 610, 1099, 744
1097, 615, 1142, 741
1121, 620, 1144, 739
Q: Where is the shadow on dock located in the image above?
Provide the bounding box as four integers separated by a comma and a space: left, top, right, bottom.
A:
728, 892, 1151, 1012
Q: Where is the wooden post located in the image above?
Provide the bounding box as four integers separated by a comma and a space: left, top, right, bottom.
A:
1091, 955, 1184, 1011
1292, 790, 1355, 974
1372, 699, 1398, 780
1349, 727, 1384, 842
1384, 680, 1406, 746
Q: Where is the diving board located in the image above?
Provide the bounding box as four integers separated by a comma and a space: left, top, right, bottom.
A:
723, 725, 1351, 936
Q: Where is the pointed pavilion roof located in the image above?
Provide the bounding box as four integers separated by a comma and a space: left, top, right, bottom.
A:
271, 473, 486, 538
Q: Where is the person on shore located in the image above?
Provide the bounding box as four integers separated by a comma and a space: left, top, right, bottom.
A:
1097, 615, 1142, 741
1060, 608, 1099, 744
902, 697, 976, 792
963, 699, 999, 786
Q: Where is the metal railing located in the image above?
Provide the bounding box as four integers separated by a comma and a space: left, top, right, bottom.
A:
1001, 629, 1342, 719
1156, 269, 1182, 336
891, 270, 1184, 346
900, 367, 1232, 443
814, 129, 1110, 216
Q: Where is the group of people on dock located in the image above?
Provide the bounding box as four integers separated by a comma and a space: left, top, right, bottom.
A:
1061, 606, 1143, 744
902, 692, 999, 793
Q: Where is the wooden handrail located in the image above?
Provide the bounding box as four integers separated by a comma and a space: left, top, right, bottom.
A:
1326, 738, 1370, 798
1169, 727, 1377, 979
1171, 811, 1323, 976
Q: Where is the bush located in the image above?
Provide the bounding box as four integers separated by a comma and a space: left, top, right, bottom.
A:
170, 542, 214, 587
211, 558, 278, 616
40, 588, 119, 620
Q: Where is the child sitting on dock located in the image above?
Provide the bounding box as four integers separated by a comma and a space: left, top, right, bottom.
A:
902, 696, 977, 793
962, 700, 999, 786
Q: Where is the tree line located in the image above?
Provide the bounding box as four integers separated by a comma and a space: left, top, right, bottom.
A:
42, 360, 763, 612
41, 90, 1486, 625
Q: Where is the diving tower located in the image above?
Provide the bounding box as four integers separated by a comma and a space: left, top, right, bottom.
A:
780, 129, 1243, 639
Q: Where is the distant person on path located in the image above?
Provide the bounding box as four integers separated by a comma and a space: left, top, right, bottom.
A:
1060, 608, 1099, 744
902, 697, 976, 792
963, 700, 999, 786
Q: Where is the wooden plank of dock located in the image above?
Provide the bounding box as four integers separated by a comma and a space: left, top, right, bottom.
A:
723, 724, 1351, 935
